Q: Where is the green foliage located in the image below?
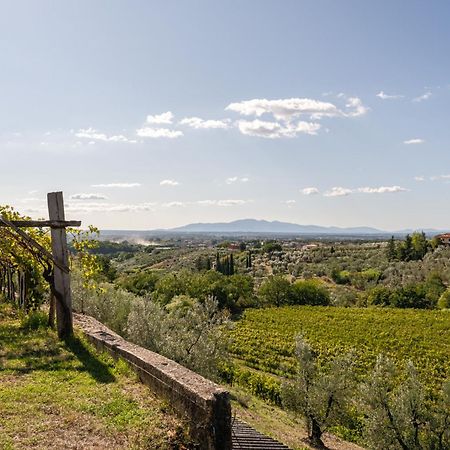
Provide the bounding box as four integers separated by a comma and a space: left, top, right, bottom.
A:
0, 204, 51, 310
290, 279, 330, 306
118, 270, 159, 295
282, 336, 356, 446
262, 241, 283, 253
153, 269, 254, 312
220, 363, 282, 405
127, 297, 230, 380
229, 306, 450, 395
258, 276, 330, 307
258, 275, 292, 307
438, 290, 450, 309
396, 232, 431, 262
72, 274, 134, 337
20, 310, 48, 330
215, 253, 235, 276
360, 356, 450, 450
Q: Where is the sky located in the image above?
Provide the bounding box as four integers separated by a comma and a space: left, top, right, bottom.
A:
1, 0, 449, 231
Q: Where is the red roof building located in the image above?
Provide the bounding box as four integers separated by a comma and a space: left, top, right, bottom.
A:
436, 233, 450, 245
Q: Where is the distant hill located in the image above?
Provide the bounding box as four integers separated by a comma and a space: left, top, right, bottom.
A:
98, 220, 444, 240
171, 219, 386, 234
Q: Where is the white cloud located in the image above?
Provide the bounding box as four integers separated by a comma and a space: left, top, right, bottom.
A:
283, 200, 296, 207
146, 111, 174, 124
376, 91, 403, 100
66, 202, 157, 213
162, 201, 185, 208
91, 183, 141, 188
430, 174, 450, 181
136, 127, 183, 138
196, 199, 250, 207
71, 193, 108, 200
226, 96, 368, 121
75, 128, 135, 143
324, 185, 408, 197
226, 176, 249, 184
226, 176, 238, 184
237, 119, 320, 138
180, 117, 230, 129
301, 187, 320, 195
226, 98, 340, 120
160, 179, 180, 186
356, 186, 408, 194
414, 176, 425, 182
412, 91, 432, 102
345, 97, 369, 117
324, 187, 353, 197
404, 138, 425, 145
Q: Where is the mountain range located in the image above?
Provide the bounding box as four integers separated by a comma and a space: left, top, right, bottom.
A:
98, 219, 444, 239
171, 219, 386, 234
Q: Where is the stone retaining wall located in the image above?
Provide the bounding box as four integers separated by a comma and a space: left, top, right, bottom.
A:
74, 314, 232, 450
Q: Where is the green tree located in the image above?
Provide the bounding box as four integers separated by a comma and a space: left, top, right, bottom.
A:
262, 241, 282, 253
412, 231, 429, 260
386, 236, 397, 261
258, 275, 292, 307
282, 336, 356, 448
290, 280, 330, 306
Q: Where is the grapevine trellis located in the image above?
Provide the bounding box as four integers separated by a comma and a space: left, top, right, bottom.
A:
0, 192, 80, 338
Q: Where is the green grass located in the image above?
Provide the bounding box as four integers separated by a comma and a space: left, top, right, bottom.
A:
0, 303, 189, 449
229, 306, 450, 393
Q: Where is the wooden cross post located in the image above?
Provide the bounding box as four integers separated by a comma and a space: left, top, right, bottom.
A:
47, 192, 73, 339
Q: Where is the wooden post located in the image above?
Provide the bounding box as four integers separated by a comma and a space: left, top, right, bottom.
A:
47, 192, 73, 338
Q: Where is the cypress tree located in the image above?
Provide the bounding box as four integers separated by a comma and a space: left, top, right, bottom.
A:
387, 236, 396, 261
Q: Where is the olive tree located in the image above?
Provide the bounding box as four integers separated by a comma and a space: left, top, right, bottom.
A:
281, 336, 356, 448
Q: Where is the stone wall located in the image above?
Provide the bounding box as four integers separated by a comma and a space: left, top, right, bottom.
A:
74, 314, 232, 450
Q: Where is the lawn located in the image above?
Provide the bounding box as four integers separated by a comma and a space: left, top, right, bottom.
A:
0, 303, 189, 450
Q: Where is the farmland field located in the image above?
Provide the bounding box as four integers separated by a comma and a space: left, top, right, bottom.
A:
229, 306, 450, 396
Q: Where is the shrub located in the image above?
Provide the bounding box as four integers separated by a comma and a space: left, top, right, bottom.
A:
438, 290, 450, 309
20, 310, 48, 330
258, 275, 292, 307
290, 279, 330, 306
127, 297, 230, 380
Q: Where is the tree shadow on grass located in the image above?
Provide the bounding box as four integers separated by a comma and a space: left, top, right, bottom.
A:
64, 336, 116, 384
0, 319, 115, 384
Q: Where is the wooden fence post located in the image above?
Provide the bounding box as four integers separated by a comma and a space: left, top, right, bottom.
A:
47, 192, 73, 338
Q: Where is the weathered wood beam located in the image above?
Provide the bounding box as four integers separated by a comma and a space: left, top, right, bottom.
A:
0, 220, 81, 228
48, 192, 73, 339
0, 217, 69, 273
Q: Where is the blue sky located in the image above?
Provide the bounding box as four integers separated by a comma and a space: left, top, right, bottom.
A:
1, 0, 449, 230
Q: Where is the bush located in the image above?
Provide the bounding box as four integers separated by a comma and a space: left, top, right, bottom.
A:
438, 290, 450, 309
72, 274, 135, 336
290, 279, 330, 306
258, 275, 292, 307
118, 271, 159, 296
127, 297, 230, 380
20, 310, 48, 330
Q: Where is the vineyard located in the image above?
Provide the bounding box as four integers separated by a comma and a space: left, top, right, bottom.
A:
227, 306, 450, 402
